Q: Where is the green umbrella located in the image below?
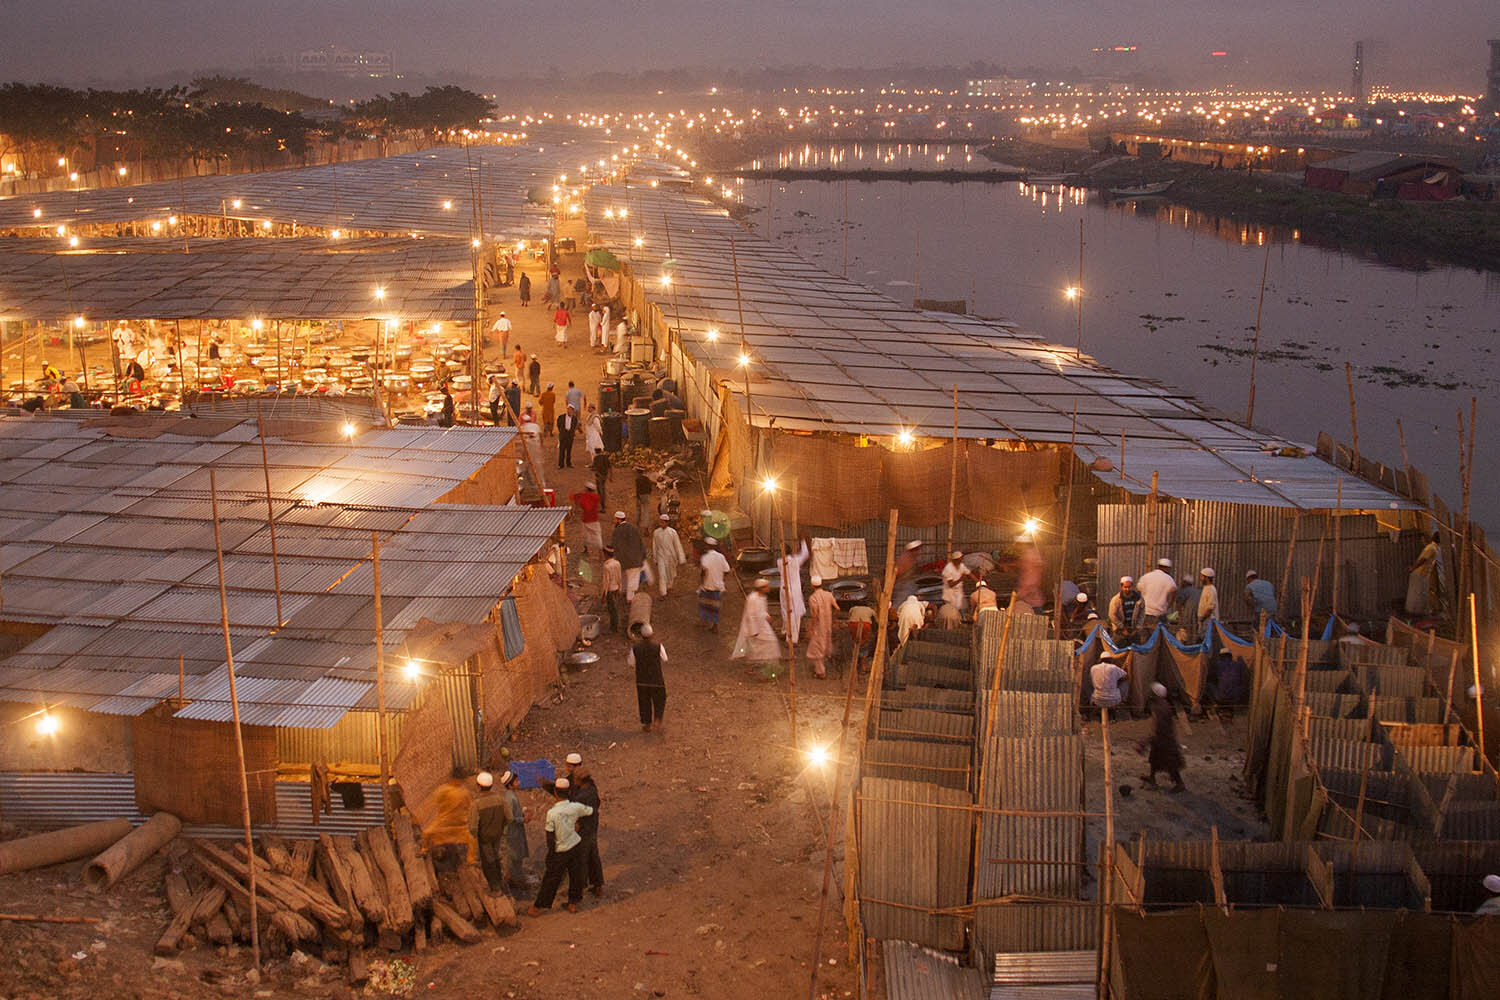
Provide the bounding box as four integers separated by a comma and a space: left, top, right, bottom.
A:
701, 509, 731, 540
585, 248, 622, 271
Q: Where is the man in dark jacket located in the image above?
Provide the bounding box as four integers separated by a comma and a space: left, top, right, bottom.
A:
504, 380, 522, 427
569, 766, 604, 896
630, 622, 667, 733
466, 771, 507, 891
1143, 682, 1186, 793
610, 511, 647, 600
556, 404, 579, 468
591, 448, 612, 506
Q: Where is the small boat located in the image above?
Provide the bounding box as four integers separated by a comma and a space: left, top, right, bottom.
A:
1109, 180, 1175, 198
1023, 173, 1077, 185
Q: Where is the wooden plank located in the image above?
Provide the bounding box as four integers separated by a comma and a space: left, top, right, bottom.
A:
314, 834, 365, 935
261, 834, 294, 875
288, 840, 316, 883
155, 884, 221, 955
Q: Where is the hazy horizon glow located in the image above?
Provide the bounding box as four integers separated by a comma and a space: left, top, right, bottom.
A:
2, 0, 1495, 93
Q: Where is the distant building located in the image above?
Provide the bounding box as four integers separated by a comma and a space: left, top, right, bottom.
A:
965, 77, 1032, 98
255, 44, 393, 78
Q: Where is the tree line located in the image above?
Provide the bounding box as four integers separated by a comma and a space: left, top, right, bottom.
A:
0, 79, 495, 178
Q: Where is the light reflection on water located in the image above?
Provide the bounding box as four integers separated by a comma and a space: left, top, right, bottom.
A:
731, 146, 1500, 519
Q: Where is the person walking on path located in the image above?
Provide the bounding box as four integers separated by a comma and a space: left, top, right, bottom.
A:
545, 270, 562, 306
438, 383, 456, 427
1143, 682, 1186, 793
512, 344, 526, 382
585, 406, 605, 457
651, 514, 687, 597
590, 446, 610, 506
467, 771, 507, 892
518, 271, 531, 306
491, 310, 512, 352
778, 538, 811, 645
553, 303, 571, 346
731, 578, 783, 665
487, 376, 502, 425
697, 537, 731, 632
538, 383, 557, 438
610, 511, 647, 601
505, 380, 522, 428
602, 547, 624, 633
570, 482, 603, 556
568, 767, 604, 896
633, 469, 654, 532
528, 354, 542, 396
588, 305, 602, 348
527, 778, 593, 915
804, 575, 838, 678
565, 380, 585, 415
557, 405, 579, 468
630, 623, 668, 733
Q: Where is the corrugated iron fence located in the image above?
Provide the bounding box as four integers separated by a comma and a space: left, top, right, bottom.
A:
1098, 501, 1425, 624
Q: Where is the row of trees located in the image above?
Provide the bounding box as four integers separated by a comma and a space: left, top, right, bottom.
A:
0, 81, 494, 179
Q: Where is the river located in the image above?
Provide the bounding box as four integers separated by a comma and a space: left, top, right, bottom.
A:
732, 143, 1500, 522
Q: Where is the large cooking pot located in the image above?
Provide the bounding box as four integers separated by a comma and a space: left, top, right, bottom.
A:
829, 580, 869, 609
736, 546, 774, 575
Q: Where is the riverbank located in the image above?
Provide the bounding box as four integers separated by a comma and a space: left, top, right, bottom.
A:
981, 138, 1500, 272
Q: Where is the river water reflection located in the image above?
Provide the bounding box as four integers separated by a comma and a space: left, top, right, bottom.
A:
732, 144, 1500, 520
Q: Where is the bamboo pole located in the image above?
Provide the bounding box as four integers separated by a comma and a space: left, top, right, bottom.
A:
1054, 407, 1079, 641
1245, 237, 1271, 425
255, 402, 284, 625
770, 488, 797, 748
841, 180, 850, 278
1396, 419, 1410, 479
807, 514, 890, 1000
1471, 592, 1486, 766
1279, 513, 1301, 620
1295, 577, 1313, 711
1096, 709, 1116, 1000
372, 532, 391, 827
971, 592, 1020, 904
177, 653, 184, 704
1332, 477, 1342, 621
1345, 363, 1360, 470
207, 470, 259, 971
1446, 645, 1462, 725
1146, 471, 1159, 567
853, 509, 901, 995
1075, 218, 1084, 358
947, 385, 959, 554
912, 231, 920, 306
1458, 405, 1475, 638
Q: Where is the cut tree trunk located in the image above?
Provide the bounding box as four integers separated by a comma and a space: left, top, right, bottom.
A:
85, 813, 182, 890
260, 835, 293, 875
358, 828, 414, 934
391, 814, 433, 909
430, 900, 483, 943
0, 819, 132, 876
332, 836, 387, 926
288, 840, 316, 882
315, 835, 365, 935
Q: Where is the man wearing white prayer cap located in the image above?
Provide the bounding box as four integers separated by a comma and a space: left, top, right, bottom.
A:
528, 777, 593, 915
1136, 558, 1178, 630
1478, 875, 1500, 915
804, 574, 838, 678
1109, 576, 1145, 644
941, 550, 974, 615
468, 770, 507, 890
1144, 681, 1186, 793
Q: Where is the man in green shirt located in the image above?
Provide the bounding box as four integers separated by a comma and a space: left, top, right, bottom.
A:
466, 771, 507, 892
527, 778, 594, 915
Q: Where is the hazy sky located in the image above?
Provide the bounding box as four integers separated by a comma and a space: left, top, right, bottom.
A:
2, 0, 1493, 91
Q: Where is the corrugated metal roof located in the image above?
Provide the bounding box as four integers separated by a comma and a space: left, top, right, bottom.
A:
0, 413, 554, 730
587, 185, 1417, 512
883, 940, 988, 1000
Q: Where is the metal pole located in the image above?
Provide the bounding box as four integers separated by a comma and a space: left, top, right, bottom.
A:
208, 469, 260, 971
372, 532, 391, 826
255, 402, 284, 625
1471, 592, 1486, 767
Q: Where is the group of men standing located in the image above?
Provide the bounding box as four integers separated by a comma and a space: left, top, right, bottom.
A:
1108, 557, 1279, 645
465, 752, 606, 916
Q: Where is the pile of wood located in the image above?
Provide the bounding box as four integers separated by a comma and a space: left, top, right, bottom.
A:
157, 815, 517, 981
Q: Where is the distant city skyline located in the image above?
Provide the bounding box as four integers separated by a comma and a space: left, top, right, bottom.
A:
3, 0, 1494, 94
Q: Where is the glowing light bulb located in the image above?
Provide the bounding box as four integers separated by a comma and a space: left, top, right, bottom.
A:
35, 713, 58, 736
761, 475, 779, 494
705, 328, 720, 342
806, 745, 830, 767
897, 429, 915, 447
403, 660, 421, 681
342, 421, 357, 439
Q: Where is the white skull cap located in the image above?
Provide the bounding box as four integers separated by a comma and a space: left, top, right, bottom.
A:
565, 752, 583, 765
1150, 682, 1168, 697
1484, 874, 1500, 893
475, 771, 494, 788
